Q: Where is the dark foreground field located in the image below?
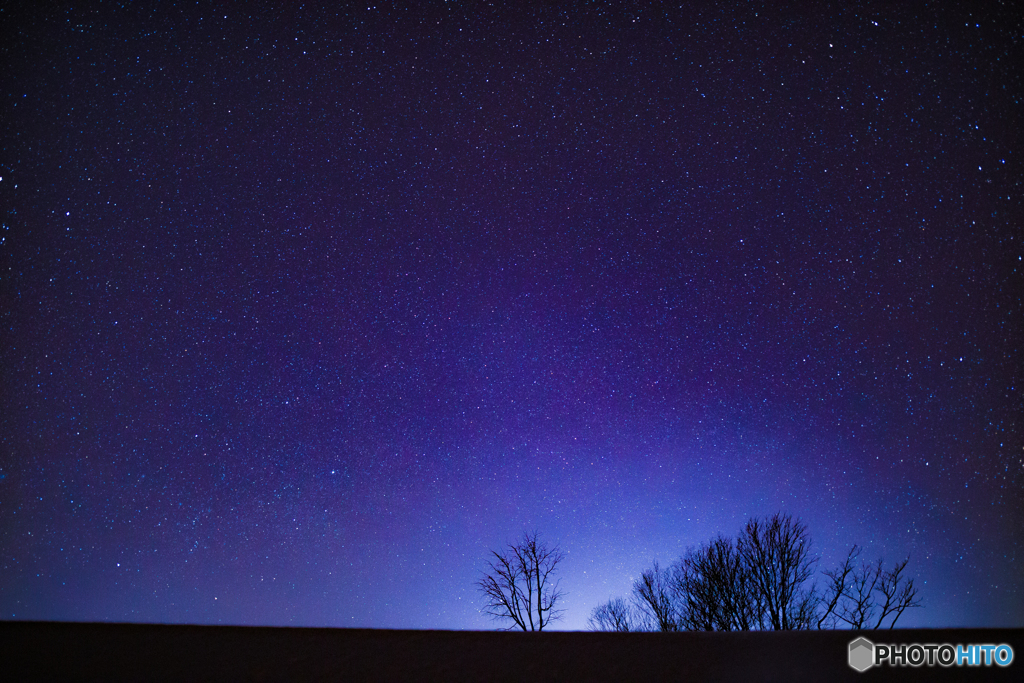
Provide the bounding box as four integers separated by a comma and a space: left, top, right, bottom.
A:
2, 621, 1021, 681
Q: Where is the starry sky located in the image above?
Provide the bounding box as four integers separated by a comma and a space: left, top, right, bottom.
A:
1, 2, 1021, 630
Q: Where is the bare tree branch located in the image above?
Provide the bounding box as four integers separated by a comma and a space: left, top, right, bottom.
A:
817, 545, 858, 629
874, 556, 921, 629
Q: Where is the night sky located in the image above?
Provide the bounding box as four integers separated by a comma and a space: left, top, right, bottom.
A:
2, 2, 1021, 630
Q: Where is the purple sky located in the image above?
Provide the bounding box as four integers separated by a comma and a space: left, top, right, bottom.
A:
2, 2, 1021, 630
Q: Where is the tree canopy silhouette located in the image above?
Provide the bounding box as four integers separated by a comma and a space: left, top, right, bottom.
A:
477, 531, 566, 631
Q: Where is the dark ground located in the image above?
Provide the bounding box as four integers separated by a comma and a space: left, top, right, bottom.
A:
1, 622, 1021, 681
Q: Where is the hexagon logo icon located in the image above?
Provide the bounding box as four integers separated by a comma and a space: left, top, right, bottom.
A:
848, 637, 874, 672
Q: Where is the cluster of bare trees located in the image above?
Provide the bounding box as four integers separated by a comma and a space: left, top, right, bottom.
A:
474, 514, 921, 632
588, 513, 921, 632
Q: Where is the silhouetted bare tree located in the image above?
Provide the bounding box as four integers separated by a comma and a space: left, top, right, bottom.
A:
633, 560, 679, 631
817, 545, 922, 629
588, 597, 641, 632
737, 513, 818, 630
477, 531, 565, 631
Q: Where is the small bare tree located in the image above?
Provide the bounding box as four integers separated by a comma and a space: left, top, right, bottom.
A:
818, 545, 922, 629
588, 597, 640, 632
477, 531, 566, 631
